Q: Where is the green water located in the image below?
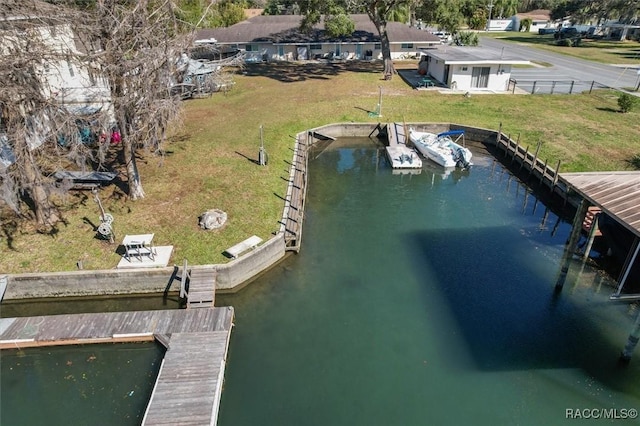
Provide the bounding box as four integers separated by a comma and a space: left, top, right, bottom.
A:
216, 139, 640, 425
1, 343, 164, 425
3, 139, 640, 425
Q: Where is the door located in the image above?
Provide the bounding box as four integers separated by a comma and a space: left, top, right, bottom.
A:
471, 67, 490, 88
355, 44, 363, 59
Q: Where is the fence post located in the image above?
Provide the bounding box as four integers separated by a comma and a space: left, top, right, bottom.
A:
590, 81, 595, 94
531, 81, 537, 94
551, 160, 561, 194
519, 146, 530, 171
551, 81, 556, 95
569, 80, 575, 94
540, 158, 548, 186
529, 141, 541, 178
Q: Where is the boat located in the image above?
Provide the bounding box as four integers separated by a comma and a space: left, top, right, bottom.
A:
385, 145, 422, 170
408, 129, 472, 169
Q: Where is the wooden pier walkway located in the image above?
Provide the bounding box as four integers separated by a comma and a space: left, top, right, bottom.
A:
282, 132, 310, 252
0, 308, 234, 426
386, 122, 408, 146
186, 267, 217, 309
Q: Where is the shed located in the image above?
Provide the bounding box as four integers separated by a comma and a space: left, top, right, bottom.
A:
418, 46, 529, 91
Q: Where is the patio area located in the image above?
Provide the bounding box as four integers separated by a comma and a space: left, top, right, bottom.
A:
397, 69, 443, 91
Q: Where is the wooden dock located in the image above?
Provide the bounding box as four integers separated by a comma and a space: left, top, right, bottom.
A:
386, 122, 408, 146
186, 267, 217, 309
281, 132, 310, 252
494, 125, 567, 199
0, 308, 234, 426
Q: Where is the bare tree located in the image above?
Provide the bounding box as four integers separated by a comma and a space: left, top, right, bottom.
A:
0, 0, 94, 229
0, 0, 195, 230
87, 0, 194, 200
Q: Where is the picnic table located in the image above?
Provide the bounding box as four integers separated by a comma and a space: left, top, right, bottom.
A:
418, 77, 435, 88
122, 233, 155, 262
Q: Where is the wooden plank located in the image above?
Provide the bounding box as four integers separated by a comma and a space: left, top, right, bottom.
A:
1, 309, 234, 426
143, 331, 230, 426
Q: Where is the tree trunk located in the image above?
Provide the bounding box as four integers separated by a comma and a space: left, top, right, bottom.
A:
115, 97, 145, 200
24, 156, 60, 229
368, 12, 395, 80
123, 138, 145, 200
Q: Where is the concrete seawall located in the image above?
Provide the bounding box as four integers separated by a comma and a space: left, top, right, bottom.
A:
3, 122, 557, 300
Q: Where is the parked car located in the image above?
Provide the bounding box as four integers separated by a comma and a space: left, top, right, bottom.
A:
538, 27, 556, 35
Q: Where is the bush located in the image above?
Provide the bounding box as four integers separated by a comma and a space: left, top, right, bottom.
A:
456, 31, 479, 46
618, 93, 638, 113
556, 38, 572, 46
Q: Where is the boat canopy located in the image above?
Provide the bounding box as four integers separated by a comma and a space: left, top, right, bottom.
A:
437, 130, 465, 138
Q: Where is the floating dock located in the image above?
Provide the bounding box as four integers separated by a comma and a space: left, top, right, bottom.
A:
0, 308, 234, 426
385, 122, 422, 170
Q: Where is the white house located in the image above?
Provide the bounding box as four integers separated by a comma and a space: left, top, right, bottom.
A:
195, 14, 441, 62
418, 46, 529, 92
516, 9, 553, 32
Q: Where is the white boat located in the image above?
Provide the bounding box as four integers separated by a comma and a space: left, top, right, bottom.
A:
385, 145, 422, 170
408, 129, 472, 169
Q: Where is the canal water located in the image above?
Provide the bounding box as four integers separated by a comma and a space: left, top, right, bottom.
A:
3, 137, 640, 425
216, 138, 640, 425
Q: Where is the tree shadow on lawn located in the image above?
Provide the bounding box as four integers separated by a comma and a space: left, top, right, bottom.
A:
242, 60, 383, 83
612, 48, 640, 61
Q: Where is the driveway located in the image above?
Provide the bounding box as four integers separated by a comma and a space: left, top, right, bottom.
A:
479, 36, 640, 93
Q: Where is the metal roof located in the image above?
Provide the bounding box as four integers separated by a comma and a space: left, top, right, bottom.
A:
562, 171, 640, 237
420, 46, 530, 65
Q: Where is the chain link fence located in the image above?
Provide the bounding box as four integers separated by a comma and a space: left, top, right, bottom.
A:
509, 79, 611, 95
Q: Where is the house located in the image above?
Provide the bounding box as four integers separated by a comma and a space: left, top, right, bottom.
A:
0, 5, 114, 163
516, 9, 553, 32
195, 14, 441, 62
418, 46, 529, 92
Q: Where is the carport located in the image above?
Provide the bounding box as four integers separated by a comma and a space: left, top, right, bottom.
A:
557, 171, 640, 361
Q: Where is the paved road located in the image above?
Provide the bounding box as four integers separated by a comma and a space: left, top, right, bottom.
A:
480, 36, 640, 93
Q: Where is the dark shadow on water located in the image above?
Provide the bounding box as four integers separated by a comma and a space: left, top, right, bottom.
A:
408, 225, 640, 392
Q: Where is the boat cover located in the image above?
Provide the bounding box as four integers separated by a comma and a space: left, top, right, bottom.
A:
437, 130, 465, 137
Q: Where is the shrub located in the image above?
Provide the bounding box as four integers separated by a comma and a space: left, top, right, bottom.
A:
457, 31, 479, 46
618, 93, 638, 113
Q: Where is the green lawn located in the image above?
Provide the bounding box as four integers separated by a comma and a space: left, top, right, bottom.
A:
2, 60, 640, 273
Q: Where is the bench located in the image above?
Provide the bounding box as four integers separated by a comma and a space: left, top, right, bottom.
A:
224, 235, 263, 259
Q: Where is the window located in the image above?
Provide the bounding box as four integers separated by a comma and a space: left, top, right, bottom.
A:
310, 44, 322, 50
401, 43, 414, 49
245, 44, 258, 52
460, 66, 468, 71
374, 43, 381, 49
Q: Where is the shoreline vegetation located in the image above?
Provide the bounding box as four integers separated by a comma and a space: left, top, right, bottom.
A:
2, 58, 640, 274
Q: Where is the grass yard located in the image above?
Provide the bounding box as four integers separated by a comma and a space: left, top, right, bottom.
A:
2, 60, 640, 273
